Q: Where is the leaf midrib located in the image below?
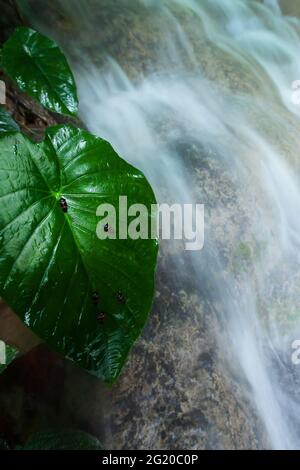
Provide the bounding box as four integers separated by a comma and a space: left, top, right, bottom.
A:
23, 134, 117, 378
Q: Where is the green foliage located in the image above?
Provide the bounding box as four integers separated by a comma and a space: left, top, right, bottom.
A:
1, 27, 78, 116
0, 126, 158, 383
21, 430, 103, 450
237, 242, 252, 260
0, 105, 19, 134
0, 26, 158, 384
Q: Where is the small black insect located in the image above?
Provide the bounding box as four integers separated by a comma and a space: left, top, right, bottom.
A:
97, 311, 106, 322
59, 197, 68, 213
104, 223, 109, 233
92, 291, 100, 306
116, 291, 126, 304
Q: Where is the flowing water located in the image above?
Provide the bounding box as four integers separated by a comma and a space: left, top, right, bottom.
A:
22, 0, 300, 449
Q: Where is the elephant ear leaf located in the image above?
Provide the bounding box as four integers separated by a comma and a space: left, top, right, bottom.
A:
0, 125, 158, 384
0, 106, 19, 134
1, 27, 78, 117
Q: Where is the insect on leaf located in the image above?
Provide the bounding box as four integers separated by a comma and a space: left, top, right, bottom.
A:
0, 125, 158, 384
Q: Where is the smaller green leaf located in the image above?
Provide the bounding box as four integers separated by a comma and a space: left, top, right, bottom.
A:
21, 430, 103, 450
0, 106, 19, 134
2, 27, 78, 117
0, 342, 19, 374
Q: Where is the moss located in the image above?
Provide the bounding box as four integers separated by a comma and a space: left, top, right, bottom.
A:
230, 242, 253, 274
237, 242, 252, 260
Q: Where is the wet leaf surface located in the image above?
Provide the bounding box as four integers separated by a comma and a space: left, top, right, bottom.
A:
2, 27, 78, 116
0, 125, 158, 383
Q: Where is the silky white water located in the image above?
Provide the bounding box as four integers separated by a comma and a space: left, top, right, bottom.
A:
27, 0, 300, 449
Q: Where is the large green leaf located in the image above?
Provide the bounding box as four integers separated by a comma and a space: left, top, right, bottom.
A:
0, 125, 158, 383
2, 27, 78, 117
0, 106, 20, 134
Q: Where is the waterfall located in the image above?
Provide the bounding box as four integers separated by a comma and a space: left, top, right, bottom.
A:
24, 0, 300, 449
